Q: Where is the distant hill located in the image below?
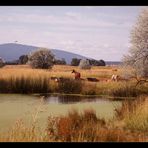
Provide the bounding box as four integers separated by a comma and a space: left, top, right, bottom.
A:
0, 43, 121, 65
0, 43, 88, 64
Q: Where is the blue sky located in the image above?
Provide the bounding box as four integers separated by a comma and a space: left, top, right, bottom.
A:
0, 6, 146, 61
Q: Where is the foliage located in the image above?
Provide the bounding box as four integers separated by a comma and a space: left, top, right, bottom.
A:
28, 48, 55, 69
57, 78, 82, 94
71, 58, 81, 66
54, 58, 66, 65
19, 55, 28, 64
79, 59, 91, 69
123, 8, 148, 77
89, 59, 106, 66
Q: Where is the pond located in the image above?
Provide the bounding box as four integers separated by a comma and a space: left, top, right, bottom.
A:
0, 94, 122, 133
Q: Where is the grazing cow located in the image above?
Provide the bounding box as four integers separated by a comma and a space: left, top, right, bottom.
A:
111, 74, 119, 81
87, 77, 99, 82
72, 69, 81, 80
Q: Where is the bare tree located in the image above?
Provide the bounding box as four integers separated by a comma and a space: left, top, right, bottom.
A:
122, 8, 148, 86
123, 8, 148, 79
28, 48, 55, 69
123, 7, 148, 83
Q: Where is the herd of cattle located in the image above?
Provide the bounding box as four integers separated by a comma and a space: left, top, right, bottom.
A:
50, 69, 129, 83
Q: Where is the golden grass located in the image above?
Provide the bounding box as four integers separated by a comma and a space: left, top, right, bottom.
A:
0, 64, 148, 97
1, 64, 120, 79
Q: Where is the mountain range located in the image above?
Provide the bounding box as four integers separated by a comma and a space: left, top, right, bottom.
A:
0, 43, 89, 64
0, 43, 121, 65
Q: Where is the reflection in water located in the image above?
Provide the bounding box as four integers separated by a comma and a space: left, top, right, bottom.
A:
42, 94, 109, 104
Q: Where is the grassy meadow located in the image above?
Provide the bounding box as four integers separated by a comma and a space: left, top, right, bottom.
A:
0, 64, 148, 97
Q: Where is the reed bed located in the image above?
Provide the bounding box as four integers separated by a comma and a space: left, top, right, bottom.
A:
0, 65, 148, 97
114, 96, 148, 133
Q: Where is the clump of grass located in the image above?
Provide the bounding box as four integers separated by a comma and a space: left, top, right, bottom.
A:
110, 83, 139, 97
46, 109, 105, 142
124, 97, 148, 133
0, 76, 51, 93
0, 119, 48, 142
115, 96, 148, 133
81, 82, 97, 95
57, 78, 82, 94
46, 109, 147, 142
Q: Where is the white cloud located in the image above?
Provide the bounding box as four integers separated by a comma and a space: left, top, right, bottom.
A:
0, 12, 132, 30
65, 12, 82, 20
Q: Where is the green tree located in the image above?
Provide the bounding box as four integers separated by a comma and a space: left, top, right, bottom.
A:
71, 58, 81, 66
28, 48, 55, 69
54, 58, 67, 65
19, 55, 28, 64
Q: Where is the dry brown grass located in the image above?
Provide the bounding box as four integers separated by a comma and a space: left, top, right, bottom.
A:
1, 64, 120, 79
0, 97, 148, 142
46, 108, 148, 142
0, 64, 148, 97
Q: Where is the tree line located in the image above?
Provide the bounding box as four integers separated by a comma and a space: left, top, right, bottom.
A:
0, 49, 106, 69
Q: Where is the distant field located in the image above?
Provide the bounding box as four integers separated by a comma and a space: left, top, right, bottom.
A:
2, 64, 120, 79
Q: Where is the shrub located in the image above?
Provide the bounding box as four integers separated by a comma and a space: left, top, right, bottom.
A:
71, 58, 81, 66
57, 78, 82, 94
18, 55, 28, 64
110, 83, 139, 97
28, 48, 55, 69
47, 109, 106, 142
79, 59, 91, 69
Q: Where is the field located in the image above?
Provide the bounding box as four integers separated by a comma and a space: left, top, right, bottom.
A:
0, 64, 148, 142
0, 64, 148, 97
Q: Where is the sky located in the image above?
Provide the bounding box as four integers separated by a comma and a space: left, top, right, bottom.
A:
0, 6, 146, 61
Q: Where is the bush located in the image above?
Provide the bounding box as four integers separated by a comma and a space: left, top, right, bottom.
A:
57, 78, 82, 94
19, 55, 28, 64
79, 59, 91, 69
71, 58, 81, 66
111, 83, 139, 97
89, 59, 106, 66
47, 109, 106, 142
28, 48, 55, 69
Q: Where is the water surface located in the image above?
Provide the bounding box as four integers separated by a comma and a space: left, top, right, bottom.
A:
0, 94, 122, 133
